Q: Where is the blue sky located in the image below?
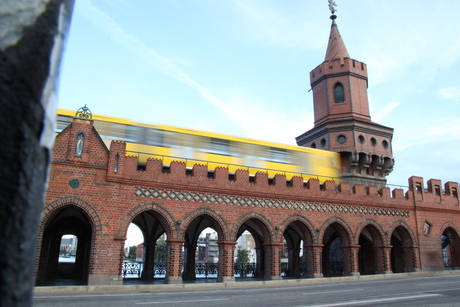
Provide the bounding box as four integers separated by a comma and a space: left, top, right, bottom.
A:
58, 0, 460, 189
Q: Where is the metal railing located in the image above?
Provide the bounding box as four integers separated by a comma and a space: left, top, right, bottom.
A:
234, 262, 256, 277
195, 262, 218, 277
122, 261, 307, 278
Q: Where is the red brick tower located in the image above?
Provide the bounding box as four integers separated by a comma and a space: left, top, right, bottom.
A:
296, 11, 394, 186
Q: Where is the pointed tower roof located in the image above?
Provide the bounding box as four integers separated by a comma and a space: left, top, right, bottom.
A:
324, 17, 349, 61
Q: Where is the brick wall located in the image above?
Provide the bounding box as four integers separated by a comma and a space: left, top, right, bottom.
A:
36, 118, 460, 285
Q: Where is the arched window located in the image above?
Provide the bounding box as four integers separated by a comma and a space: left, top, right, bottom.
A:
334, 83, 345, 103
75, 133, 84, 156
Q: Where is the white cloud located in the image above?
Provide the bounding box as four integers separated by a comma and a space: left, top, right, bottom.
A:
231, 0, 325, 50
372, 101, 400, 123
357, 2, 460, 86
425, 122, 460, 138
437, 86, 460, 101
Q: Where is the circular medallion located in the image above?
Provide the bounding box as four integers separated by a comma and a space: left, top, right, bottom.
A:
69, 179, 80, 188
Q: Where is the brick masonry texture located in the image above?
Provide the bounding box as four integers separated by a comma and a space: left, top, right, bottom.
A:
36, 118, 460, 285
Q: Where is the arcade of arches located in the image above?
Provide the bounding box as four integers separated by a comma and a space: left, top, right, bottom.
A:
37, 201, 427, 285
35, 118, 460, 285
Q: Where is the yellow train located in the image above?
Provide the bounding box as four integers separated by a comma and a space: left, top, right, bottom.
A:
56, 109, 341, 183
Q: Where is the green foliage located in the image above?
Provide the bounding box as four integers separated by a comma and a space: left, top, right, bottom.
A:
154, 239, 167, 262
236, 246, 249, 263
128, 245, 137, 259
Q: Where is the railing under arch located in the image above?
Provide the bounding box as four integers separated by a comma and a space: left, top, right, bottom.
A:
121, 261, 307, 278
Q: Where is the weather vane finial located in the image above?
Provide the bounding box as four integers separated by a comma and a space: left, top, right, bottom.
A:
328, 0, 337, 15
75, 104, 92, 119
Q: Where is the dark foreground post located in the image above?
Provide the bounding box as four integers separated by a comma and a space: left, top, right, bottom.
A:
0, 1, 74, 305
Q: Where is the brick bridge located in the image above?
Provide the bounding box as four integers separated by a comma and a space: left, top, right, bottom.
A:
35, 12, 460, 286
35, 116, 460, 285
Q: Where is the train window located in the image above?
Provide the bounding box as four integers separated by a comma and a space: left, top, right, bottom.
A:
145, 128, 164, 146
124, 125, 141, 142
93, 121, 126, 141
163, 131, 178, 147
210, 138, 230, 155
93, 121, 111, 139
107, 123, 125, 140
269, 147, 289, 164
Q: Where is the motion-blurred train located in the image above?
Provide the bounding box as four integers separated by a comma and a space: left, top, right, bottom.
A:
56, 109, 341, 183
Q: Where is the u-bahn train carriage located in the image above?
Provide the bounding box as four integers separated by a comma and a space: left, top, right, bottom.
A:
56, 109, 341, 183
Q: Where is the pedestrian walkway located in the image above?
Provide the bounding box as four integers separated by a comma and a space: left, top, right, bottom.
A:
34, 270, 460, 294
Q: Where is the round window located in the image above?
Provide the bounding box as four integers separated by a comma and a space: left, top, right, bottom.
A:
358, 135, 365, 144
320, 138, 326, 148
370, 137, 377, 147
382, 140, 389, 149
311, 142, 316, 148
337, 135, 346, 144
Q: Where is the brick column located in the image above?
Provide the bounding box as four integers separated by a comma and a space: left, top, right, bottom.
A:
306, 244, 323, 278
88, 236, 124, 285
374, 245, 392, 274
217, 241, 236, 282
165, 239, 184, 284
341, 245, 360, 276
264, 243, 283, 280
403, 246, 421, 272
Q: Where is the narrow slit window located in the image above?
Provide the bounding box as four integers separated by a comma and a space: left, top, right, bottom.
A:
334, 83, 345, 103
114, 154, 119, 173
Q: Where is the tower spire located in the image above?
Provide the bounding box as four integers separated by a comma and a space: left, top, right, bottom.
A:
325, 1, 349, 61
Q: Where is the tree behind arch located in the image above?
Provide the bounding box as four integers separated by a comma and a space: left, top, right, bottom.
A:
236, 246, 249, 263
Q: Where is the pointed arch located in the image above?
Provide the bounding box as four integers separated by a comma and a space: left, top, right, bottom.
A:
388, 220, 419, 273
279, 214, 316, 278
179, 207, 229, 281
439, 222, 460, 268
356, 219, 386, 275
231, 211, 274, 243
179, 206, 229, 242
355, 219, 386, 246
319, 217, 355, 276
388, 220, 417, 247
278, 214, 315, 245
319, 216, 353, 245
37, 197, 99, 284
117, 202, 175, 240
439, 222, 460, 238
41, 196, 102, 235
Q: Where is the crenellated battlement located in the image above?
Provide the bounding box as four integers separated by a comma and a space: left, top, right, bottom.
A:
409, 176, 459, 206
104, 143, 421, 207
102, 142, 460, 210
310, 57, 367, 86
